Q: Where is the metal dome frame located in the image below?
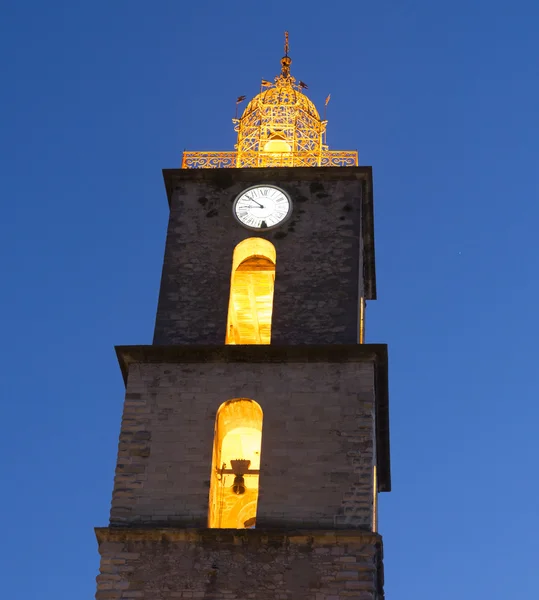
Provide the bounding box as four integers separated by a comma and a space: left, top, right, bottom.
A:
181, 35, 357, 169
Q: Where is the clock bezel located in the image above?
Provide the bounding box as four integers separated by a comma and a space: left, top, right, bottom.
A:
232, 184, 293, 231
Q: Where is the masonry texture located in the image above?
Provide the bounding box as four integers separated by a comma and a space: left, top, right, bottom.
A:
96, 162, 390, 599
109, 345, 389, 530
95, 528, 385, 600
153, 167, 376, 345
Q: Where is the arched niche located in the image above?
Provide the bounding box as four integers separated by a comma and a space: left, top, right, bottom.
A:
208, 398, 263, 529
225, 237, 276, 345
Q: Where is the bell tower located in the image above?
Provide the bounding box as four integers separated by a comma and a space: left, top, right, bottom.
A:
95, 33, 391, 600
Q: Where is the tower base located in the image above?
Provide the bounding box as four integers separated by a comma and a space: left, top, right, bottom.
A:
95, 527, 385, 600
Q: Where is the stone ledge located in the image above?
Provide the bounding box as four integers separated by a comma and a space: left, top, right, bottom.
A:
95, 526, 383, 546
115, 343, 387, 378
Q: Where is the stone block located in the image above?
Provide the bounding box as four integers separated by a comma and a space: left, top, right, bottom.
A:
95, 528, 384, 600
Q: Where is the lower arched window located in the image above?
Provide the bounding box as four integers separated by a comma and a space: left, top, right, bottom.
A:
208, 398, 263, 528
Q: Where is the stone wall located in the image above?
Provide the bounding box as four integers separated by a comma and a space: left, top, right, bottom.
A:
95, 528, 385, 600
153, 167, 372, 345
109, 349, 379, 530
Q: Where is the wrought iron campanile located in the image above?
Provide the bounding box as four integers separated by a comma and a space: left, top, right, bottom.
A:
182, 33, 358, 169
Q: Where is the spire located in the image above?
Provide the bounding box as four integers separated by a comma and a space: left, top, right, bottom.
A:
280, 31, 292, 79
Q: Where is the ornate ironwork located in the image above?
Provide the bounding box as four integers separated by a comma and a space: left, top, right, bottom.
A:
182, 150, 358, 169
181, 151, 237, 169
181, 33, 358, 170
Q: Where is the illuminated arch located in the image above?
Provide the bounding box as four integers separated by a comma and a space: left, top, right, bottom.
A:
208, 398, 263, 529
225, 238, 276, 345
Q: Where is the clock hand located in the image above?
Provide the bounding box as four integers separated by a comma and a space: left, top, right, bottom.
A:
245, 195, 265, 209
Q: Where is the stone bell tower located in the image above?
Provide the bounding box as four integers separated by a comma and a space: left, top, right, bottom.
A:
95, 33, 390, 600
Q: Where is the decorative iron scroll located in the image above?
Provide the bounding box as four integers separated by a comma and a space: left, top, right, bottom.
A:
319, 151, 358, 167
181, 151, 237, 169
181, 150, 358, 169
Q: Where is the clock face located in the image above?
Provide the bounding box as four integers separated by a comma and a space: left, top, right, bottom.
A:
233, 185, 292, 230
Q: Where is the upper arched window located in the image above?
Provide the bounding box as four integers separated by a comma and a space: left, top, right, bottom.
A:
208, 398, 263, 529
225, 238, 276, 345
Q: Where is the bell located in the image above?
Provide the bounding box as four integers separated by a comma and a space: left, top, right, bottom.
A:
232, 474, 246, 495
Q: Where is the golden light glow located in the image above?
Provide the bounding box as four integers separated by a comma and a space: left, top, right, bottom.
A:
180, 33, 358, 169
181, 149, 358, 168
359, 296, 366, 344
373, 465, 378, 532
226, 238, 276, 345
233, 69, 325, 168
208, 399, 263, 529
263, 137, 292, 153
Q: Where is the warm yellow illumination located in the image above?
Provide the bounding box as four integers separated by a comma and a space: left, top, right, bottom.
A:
226, 238, 276, 345
359, 296, 366, 344
181, 149, 357, 168
180, 33, 358, 169
263, 138, 292, 153
235, 77, 323, 167
208, 399, 263, 529
373, 465, 378, 532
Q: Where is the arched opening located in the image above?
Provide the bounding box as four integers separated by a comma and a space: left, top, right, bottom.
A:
208, 398, 263, 529
225, 238, 276, 345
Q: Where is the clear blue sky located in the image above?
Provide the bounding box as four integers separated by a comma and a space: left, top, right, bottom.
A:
1, 1, 538, 598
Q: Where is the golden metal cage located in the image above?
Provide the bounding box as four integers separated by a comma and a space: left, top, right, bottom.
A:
181, 34, 358, 169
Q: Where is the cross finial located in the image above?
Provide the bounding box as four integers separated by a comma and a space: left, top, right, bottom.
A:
284, 31, 289, 57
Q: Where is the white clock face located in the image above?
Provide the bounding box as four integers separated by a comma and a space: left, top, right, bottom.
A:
233, 185, 292, 230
